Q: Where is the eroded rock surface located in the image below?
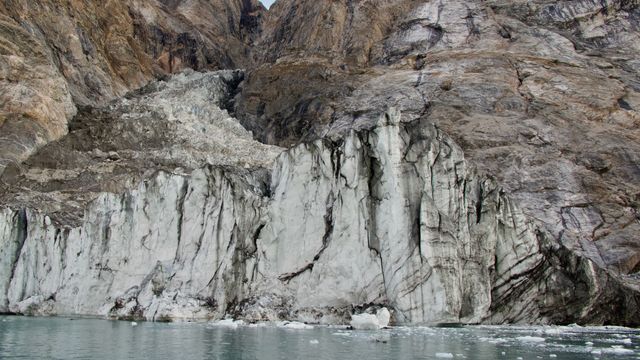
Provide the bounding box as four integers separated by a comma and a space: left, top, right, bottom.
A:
238, 0, 640, 295
0, 0, 265, 174
0, 70, 281, 225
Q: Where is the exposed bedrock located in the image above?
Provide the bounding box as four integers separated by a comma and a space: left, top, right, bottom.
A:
0, 0, 265, 175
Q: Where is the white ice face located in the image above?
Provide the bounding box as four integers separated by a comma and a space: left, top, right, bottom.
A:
259, 0, 276, 9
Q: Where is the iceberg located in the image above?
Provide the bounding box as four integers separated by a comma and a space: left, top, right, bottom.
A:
350, 307, 391, 330
350, 313, 380, 330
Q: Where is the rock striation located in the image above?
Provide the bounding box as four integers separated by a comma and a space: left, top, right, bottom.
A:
0, 70, 279, 321
237, 0, 640, 313
0, 0, 639, 326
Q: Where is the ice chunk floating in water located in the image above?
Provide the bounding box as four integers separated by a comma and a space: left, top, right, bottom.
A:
376, 308, 390, 328
516, 336, 546, 342
350, 307, 391, 330
350, 313, 380, 330
278, 321, 314, 330
435, 353, 454, 358
209, 319, 245, 328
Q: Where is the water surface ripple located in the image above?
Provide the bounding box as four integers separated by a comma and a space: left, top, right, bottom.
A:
0, 316, 638, 359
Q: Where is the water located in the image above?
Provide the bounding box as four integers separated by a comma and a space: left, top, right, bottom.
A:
0, 316, 639, 360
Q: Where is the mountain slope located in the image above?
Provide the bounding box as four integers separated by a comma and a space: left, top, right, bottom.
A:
0, 0, 265, 173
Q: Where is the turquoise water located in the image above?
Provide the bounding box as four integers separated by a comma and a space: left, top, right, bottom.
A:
0, 316, 639, 359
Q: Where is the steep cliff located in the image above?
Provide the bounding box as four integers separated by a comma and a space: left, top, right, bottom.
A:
0, 70, 279, 321
0, 0, 639, 326
237, 0, 640, 293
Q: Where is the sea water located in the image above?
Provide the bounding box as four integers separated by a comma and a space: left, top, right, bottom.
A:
0, 316, 638, 359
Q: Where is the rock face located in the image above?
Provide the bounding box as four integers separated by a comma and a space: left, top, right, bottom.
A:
0, 70, 281, 225
0, 0, 264, 174
0, 70, 279, 321
237, 0, 640, 304
1, 0, 639, 326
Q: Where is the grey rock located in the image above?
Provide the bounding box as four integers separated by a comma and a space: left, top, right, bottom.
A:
238, 0, 640, 299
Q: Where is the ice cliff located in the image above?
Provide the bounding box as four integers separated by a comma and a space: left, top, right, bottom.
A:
0, 72, 637, 325
1, 0, 640, 326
